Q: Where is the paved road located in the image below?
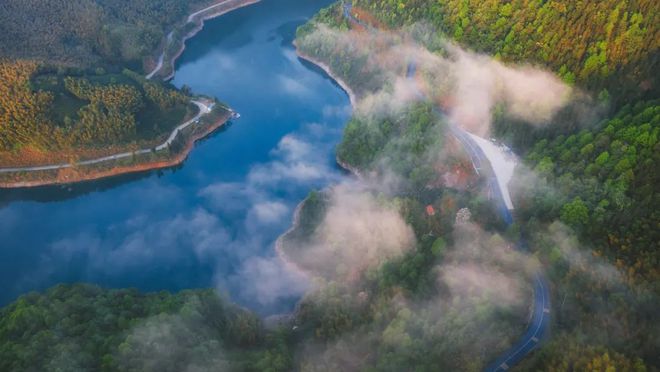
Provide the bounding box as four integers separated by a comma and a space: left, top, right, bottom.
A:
486, 271, 550, 371
399, 37, 551, 370
449, 111, 552, 369
0, 101, 215, 174
187, 0, 238, 23
146, 0, 242, 80
146, 31, 174, 80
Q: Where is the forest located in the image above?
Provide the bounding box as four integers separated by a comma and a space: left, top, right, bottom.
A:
521, 100, 659, 282
0, 284, 288, 371
0, 60, 190, 160
350, 0, 659, 106
0, 0, 212, 68
0, 0, 214, 167
292, 0, 659, 370
0, 0, 658, 371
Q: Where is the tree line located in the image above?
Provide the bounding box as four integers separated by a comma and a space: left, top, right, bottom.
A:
0, 0, 212, 69
351, 0, 659, 106
0, 60, 190, 154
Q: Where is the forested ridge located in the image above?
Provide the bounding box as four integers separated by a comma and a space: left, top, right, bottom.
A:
351, 0, 659, 105
0, 0, 211, 68
0, 284, 275, 371
336, 0, 660, 283
522, 100, 659, 282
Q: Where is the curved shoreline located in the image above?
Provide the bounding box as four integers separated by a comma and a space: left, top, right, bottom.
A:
275, 47, 362, 282
148, 0, 261, 81
1, 0, 262, 189
295, 47, 362, 177
295, 47, 358, 108
274, 198, 316, 281
0, 111, 233, 189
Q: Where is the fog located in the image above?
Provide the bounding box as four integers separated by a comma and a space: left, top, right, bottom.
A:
299, 23, 574, 136
283, 182, 416, 282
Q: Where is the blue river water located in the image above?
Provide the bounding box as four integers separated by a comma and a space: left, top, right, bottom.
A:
0, 0, 347, 315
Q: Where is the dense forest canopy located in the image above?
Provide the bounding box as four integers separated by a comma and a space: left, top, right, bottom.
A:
0, 285, 267, 371
0, 60, 190, 155
351, 0, 659, 105
0, 0, 217, 164
521, 100, 660, 282
0, 0, 211, 68
0, 60, 57, 152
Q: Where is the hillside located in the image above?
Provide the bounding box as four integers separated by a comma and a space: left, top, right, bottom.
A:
351, 0, 659, 105
0, 284, 272, 371
0, 0, 211, 69
0, 60, 194, 168
0, 0, 230, 176
0, 1, 657, 371
292, 1, 659, 370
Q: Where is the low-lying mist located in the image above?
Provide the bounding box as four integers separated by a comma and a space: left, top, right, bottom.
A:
298, 23, 577, 136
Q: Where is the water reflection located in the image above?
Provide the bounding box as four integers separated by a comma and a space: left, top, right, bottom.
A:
0, 0, 345, 316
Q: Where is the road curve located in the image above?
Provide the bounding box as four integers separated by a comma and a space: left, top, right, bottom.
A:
0, 101, 217, 174
452, 117, 551, 370
394, 20, 551, 370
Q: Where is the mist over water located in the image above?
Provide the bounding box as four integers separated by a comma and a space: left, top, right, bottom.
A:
0, 0, 346, 315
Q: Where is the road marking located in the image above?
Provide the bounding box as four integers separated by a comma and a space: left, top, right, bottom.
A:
532, 337, 539, 342
500, 363, 509, 370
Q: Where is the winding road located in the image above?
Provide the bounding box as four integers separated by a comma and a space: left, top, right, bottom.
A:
187, 0, 239, 23
146, 0, 253, 80
383, 7, 550, 370
0, 101, 217, 174
448, 103, 551, 370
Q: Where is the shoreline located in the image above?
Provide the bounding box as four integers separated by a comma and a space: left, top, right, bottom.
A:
295, 46, 358, 108
149, 0, 261, 81
274, 198, 316, 281
275, 45, 363, 283
0, 112, 232, 189
1, 0, 262, 189
294, 46, 361, 177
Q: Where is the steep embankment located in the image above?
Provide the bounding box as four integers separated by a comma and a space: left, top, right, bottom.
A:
147, 0, 261, 81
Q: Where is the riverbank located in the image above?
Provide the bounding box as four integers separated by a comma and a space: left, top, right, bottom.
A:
274, 196, 319, 281
147, 0, 261, 81
0, 107, 233, 188
295, 47, 358, 108
295, 46, 362, 179
275, 46, 362, 281
0, 0, 260, 188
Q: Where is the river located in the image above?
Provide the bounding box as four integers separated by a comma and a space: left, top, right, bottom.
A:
0, 0, 347, 315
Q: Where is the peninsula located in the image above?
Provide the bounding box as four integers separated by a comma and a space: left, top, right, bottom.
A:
0, 0, 256, 188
